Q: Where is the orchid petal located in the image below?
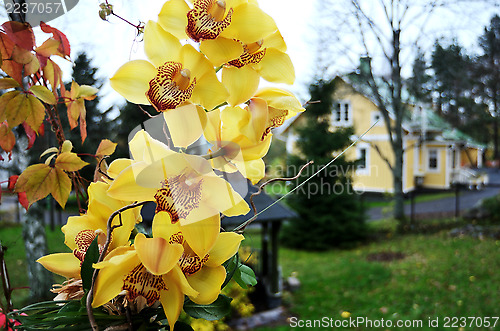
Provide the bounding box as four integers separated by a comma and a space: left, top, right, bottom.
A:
107, 162, 158, 201
144, 20, 182, 67
107, 158, 134, 179
92, 251, 140, 308
163, 103, 207, 148
110, 60, 157, 105
255, 49, 295, 84
220, 3, 277, 44
192, 70, 229, 110
135, 233, 183, 275
187, 265, 226, 304
222, 66, 259, 106
129, 129, 175, 163
152, 212, 181, 240
202, 176, 249, 216
200, 37, 244, 67
159, 278, 183, 331
180, 214, 220, 258
205, 232, 244, 267
235, 158, 266, 184
158, 0, 190, 40
37, 253, 81, 279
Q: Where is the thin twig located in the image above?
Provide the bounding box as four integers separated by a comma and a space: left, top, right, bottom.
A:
234, 161, 313, 233
249, 161, 314, 216
97, 156, 114, 182
86, 201, 149, 331
138, 105, 154, 118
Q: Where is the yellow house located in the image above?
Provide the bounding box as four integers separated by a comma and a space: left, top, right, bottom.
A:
282, 76, 487, 193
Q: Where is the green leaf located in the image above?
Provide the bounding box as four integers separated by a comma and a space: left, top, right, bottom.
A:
30, 85, 57, 105
183, 295, 232, 321
81, 236, 100, 293
15, 163, 55, 207
222, 254, 239, 289
25, 93, 46, 133
233, 264, 257, 289
51, 167, 72, 208
55, 151, 89, 171
58, 300, 83, 314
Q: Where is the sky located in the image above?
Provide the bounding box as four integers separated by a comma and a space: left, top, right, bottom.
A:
1, 0, 499, 110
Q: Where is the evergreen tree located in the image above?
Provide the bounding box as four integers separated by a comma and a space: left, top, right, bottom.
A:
111, 101, 154, 159
408, 49, 432, 104
477, 15, 500, 159
281, 80, 366, 250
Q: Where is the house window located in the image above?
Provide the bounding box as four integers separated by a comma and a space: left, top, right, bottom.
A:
428, 149, 438, 170
356, 145, 369, 175
332, 101, 352, 126
358, 148, 367, 169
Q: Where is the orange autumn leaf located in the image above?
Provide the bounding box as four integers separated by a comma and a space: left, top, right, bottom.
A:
0, 78, 21, 89
40, 22, 71, 58
0, 32, 23, 83
96, 139, 117, 158
0, 122, 15, 153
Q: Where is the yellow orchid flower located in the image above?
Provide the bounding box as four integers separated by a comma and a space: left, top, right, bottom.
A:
252, 87, 305, 140
156, 0, 293, 106
107, 130, 250, 223
153, 211, 244, 305
92, 233, 197, 331
110, 20, 228, 147
204, 101, 272, 184
37, 181, 141, 279
218, 28, 295, 106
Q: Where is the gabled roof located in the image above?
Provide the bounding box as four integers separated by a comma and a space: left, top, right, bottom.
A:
223, 182, 298, 229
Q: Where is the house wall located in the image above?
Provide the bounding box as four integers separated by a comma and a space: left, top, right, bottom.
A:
421, 144, 449, 189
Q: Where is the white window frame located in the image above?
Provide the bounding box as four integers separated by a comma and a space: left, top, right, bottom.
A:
356, 143, 370, 175
331, 101, 352, 127
427, 148, 440, 172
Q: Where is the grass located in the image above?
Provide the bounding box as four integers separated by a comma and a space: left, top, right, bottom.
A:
0, 224, 67, 308
250, 227, 500, 330
2, 221, 500, 331
364, 191, 456, 209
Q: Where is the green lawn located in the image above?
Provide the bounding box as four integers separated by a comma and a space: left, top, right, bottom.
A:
0, 224, 68, 308
253, 229, 500, 330
2, 222, 500, 330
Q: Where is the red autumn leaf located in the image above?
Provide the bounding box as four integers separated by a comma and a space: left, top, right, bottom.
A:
38, 122, 45, 136
17, 191, 28, 210
1, 21, 35, 51
40, 22, 70, 58
22, 122, 37, 150
8, 175, 18, 191
0, 32, 23, 84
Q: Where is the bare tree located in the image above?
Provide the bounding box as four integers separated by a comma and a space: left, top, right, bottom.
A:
312, 0, 499, 224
